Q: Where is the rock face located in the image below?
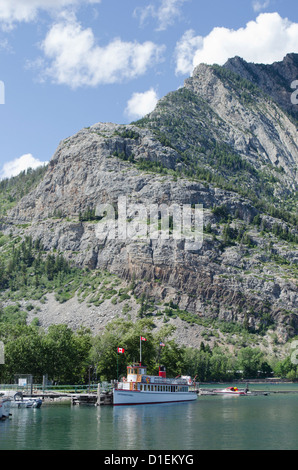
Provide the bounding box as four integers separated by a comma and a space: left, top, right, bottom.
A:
224, 53, 298, 120
5, 54, 298, 344
185, 61, 298, 182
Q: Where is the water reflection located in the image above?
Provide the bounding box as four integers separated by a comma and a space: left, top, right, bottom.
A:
113, 402, 197, 450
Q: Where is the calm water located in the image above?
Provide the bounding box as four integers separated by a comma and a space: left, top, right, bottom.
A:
1, 384, 298, 450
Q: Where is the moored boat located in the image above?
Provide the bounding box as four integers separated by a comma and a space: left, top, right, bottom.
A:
2, 391, 42, 409
199, 386, 248, 396
113, 363, 197, 406
0, 394, 11, 419
12, 392, 42, 408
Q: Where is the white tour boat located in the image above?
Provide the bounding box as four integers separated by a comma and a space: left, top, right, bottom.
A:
113, 363, 197, 406
0, 394, 11, 419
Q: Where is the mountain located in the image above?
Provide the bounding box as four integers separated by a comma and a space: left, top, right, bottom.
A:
223, 53, 298, 121
0, 54, 297, 358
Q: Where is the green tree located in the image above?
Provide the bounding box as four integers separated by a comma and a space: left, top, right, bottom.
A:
236, 347, 265, 378
0, 323, 92, 384
183, 347, 212, 381
90, 318, 156, 381
90, 319, 185, 381
209, 347, 236, 381
273, 352, 298, 380
43, 325, 91, 383
0, 324, 44, 382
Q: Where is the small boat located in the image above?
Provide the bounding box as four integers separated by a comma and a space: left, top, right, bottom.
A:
0, 394, 11, 419
113, 363, 197, 406
213, 387, 248, 395
199, 386, 248, 396
3, 392, 42, 409
12, 392, 42, 408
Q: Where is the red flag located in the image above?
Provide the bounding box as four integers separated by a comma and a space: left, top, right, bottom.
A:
140, 336, 147, 341
117, 347, 125, 354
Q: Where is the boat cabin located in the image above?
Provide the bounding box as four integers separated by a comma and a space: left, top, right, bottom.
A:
126, 363, 167, 383
127, 363, 147, 382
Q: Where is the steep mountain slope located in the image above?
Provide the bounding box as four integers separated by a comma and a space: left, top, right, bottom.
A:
0, 55, 297, 355
223, 53, 298, 121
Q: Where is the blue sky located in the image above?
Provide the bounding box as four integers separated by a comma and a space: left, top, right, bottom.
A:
0, 0, 297, 179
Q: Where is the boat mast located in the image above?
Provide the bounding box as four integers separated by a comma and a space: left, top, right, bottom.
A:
140, 336, 142, 364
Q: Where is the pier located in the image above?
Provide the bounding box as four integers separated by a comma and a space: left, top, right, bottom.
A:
1, 383, 115, 406
71, 391, 113, 406
70, 384, 113, 405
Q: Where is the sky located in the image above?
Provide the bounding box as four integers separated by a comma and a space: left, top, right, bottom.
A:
0, 0, 297, 179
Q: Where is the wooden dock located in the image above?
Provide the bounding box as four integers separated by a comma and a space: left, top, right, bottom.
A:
20, 384, 114, 405
70, 384, 113, 406
71, 391, 113, 406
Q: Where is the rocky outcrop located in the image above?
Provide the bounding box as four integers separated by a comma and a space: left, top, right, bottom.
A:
185, 60, 298, 183
224, 53, 298, 120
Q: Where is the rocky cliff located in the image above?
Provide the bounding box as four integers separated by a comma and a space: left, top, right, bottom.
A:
1, 54, 297, 353
224, 53, 298, 121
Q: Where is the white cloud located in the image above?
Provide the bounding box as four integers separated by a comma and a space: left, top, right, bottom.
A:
175, 13, 298, 75
0, 38, 11, 52
135, 0, 188, 31
0, 154, 47, 179
175, 30, 203, 76
125, 88, 159, 119
40, 17, 165, 88
252, 0, 270, 13
0, 0, 101, 29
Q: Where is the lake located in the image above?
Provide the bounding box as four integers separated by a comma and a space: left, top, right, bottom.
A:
1, 384, 298, 451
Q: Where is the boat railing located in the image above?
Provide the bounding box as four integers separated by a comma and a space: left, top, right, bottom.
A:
116, 382, 131, 390
140, 376, 190, 385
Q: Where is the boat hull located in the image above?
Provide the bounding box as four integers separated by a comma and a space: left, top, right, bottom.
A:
113, 389, 197, 406
2, 392, 42, 409
0, 398, 11, 419
199, 388, 247, 396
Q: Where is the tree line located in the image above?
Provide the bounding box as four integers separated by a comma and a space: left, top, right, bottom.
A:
0, 318, 297, 384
